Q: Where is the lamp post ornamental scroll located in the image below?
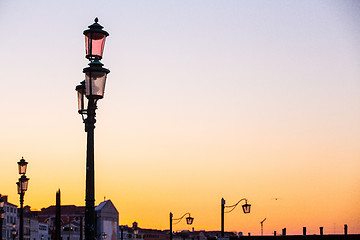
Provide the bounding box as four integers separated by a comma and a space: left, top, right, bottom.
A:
221, 198, 251, 237
169, 212, 194, 240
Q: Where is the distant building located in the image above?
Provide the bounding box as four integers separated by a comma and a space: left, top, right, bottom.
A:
95, 200, 119, 240
38, 222, 49, 240
37, 205, 84, 240
38, 200, 119, 240
119, 222, 168, 240
23, 206, 39, 240
1, 195, 18, 240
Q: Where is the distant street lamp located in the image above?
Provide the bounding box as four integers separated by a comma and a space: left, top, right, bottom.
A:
120, 226, 124, 240
17, 157, 29, 240
76, 18, 110, 240
11, 224, 17, 240
98, 232, 107, 240
221, 198, 251, 237
169, 212, 194, 240
0, 195, 5, 240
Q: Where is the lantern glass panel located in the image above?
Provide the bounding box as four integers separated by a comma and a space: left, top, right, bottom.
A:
0, 210, 5, 219
85, 71, 107, 98
0, 198, 4, 208
18, 164, 27, 174
242, 203, 251, 214
186, 216, 194, 225
21, 180, 28, 191
16, 182, 21, 194
85, 32, 106, 59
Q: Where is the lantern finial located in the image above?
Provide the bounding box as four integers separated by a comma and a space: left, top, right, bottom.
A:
95, 17, 98, 23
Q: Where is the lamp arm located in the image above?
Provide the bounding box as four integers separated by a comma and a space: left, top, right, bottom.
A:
224, 198, 248, 213
173, 213, 191, 225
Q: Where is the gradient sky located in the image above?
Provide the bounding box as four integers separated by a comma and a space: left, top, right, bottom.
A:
1, 0, 360, 236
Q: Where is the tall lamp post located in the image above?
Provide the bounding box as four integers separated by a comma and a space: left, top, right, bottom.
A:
0, 195, 5, 240
221, 198, 251, 237
76, 18, 110, 240
17, 157, 29, 240
169, 212, 194, 240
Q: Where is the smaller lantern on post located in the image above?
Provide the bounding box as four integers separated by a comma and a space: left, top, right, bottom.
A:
17, 157, 28, 175
76, 80, 87, 116
0, 208, 5, 219
0, 195, 4, 208
83, 18, 109, 61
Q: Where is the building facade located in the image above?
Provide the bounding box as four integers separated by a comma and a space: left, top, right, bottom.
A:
38, 205, 84, 240
1, 195, 18, 240
95, 200, 118, 240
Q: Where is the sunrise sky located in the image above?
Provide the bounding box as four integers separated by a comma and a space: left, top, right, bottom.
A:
0, 0, 359, 236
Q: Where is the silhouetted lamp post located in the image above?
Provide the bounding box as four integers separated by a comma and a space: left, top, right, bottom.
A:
11, 224, 17, 240
76, 18, 110, 240
17, 157, 29, 240
169, 212, 194, 240
120, 226, 124, 240
221, 198, 251, 237
0, 195, 5, 240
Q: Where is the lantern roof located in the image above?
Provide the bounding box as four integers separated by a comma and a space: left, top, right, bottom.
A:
83, 18, 109, 37
18, 157, 28, 166
83, 61, 110, 74
19, 174, 29, 183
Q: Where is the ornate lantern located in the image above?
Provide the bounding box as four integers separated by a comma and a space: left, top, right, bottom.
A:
83, 18, 109, 61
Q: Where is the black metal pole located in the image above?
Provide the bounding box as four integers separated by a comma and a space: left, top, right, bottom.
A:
221, 198, 225, 237
85, 98, 96, 240
80, 217, 83, 240
120, 227, 123, 240
19, 192, 24, 240
55, 190, 61, 240
169, 213, 172, 240
0, 218, 3, 240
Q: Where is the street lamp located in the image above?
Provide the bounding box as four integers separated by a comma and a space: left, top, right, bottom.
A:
0, 195, 5, 240
17, 158, 29, 240
11, 224, 17, 240
221, 198, 251, 237
120, 226, 124, 240
169, 212, 194, 240
76, 18, 110, 240
97, 232, 107, 240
